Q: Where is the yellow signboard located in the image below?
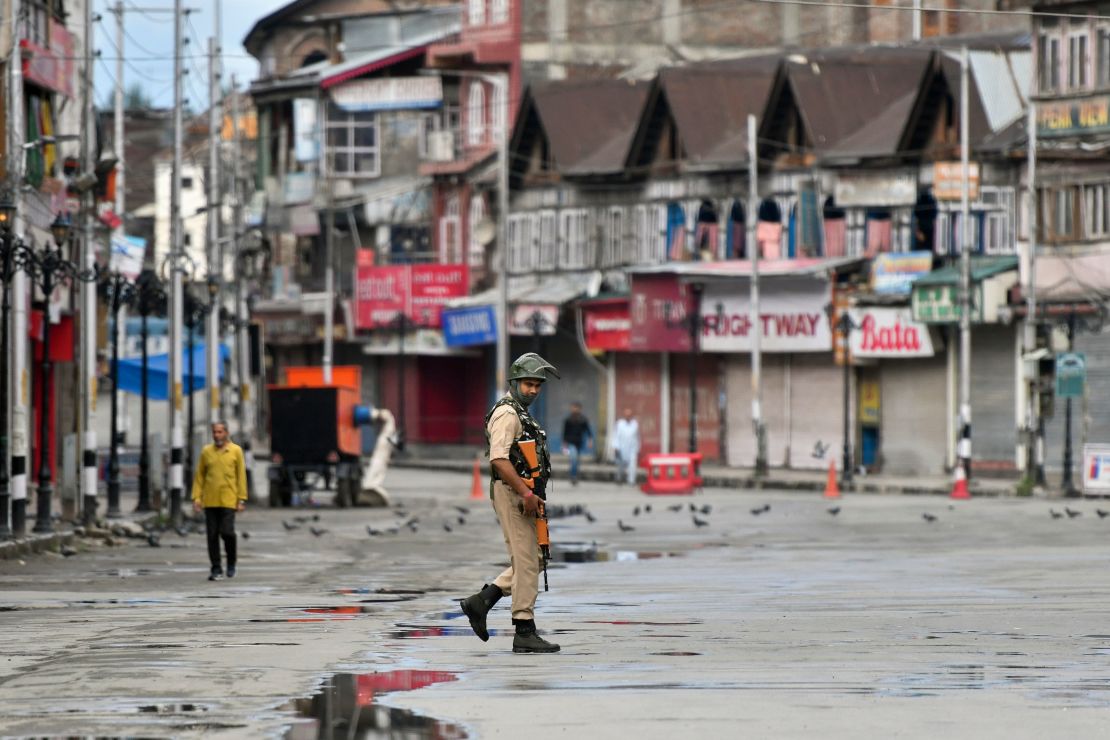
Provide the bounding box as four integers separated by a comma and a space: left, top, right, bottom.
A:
933, 161, 980, 201
1037, 96, 1110, 138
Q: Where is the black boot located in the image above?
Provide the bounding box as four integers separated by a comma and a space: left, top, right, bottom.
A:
512, 618, 560, 654
459, 584, 503, 642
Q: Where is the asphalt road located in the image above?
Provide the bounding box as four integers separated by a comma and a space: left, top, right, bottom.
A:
2, 469, 1110, 738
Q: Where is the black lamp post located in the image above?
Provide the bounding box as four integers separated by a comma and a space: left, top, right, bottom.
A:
101, 272, 135, 518
133, 270, 164, 512
663, 283, 704, 454
183, 288, 209, 491
30, 213, 97, 533
388, 312, 413, 453
0, 194, 31, 538
834, 310, 859, 488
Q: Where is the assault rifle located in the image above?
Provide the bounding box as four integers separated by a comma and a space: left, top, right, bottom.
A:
517, 439, 550, 592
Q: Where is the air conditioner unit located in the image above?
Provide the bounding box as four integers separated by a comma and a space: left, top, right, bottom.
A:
426, 130, 455, 162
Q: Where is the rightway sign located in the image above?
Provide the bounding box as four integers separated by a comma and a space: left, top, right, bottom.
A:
1055, 352, 1086, 399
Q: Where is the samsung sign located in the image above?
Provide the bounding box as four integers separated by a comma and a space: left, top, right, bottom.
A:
442, 305, 497, 347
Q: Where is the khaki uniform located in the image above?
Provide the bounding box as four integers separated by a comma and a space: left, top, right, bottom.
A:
487, 396, 541, 621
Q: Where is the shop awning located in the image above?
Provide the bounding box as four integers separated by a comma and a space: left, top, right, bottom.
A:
911, 256, 1018, 324
114, 342, 231, 401
912, 255, 1018, 287
447, 273, 594, 308
629, 256, 866, 282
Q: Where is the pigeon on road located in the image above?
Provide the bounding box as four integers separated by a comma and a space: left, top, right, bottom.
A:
633, 506, 641, 516
282, 520, 300, 531
146, 533, 161, 548
309, 526, 328, 537
1066, 507, 1082, 518
692, 515, 710, 528
922, 513, 937, 523
667, 504, 683, 513
617, 519, 635, 532
585, 511, 597, 523
827, 507, 841, 516
1050, 509, 1064, 519
1098, 509, 1110, 519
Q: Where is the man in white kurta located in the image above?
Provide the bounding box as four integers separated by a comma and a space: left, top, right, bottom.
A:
611, 408, 640, 485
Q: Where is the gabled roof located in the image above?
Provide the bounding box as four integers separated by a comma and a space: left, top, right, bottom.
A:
776, 47, 935, 153
626, 55, 780, 171
511, 79, 649, 180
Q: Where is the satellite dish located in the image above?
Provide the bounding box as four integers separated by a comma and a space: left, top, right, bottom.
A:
474, 218, 496, 246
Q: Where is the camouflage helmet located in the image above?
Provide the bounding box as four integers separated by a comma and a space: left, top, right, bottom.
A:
508, 352, 560, 383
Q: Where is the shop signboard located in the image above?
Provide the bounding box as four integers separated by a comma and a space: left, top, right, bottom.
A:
629, 275, 694, 352
871, 251, 933, 294
353, 264, 467, 330
933, 162, 981, 201
109, 235, 146, 281
21, 21, 75, 97
442, 305, 497, 347
1056, 352, 1086, 399
582, 300, 631, 352
330, 76, 443, 111
1038, 95, 1110, 138
848, 307, 935, 358
1083, 443, 1110, 493
699, 279, 832, 353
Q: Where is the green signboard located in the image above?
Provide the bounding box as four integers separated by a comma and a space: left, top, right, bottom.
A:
911, 284, 984, 324
1056, 352, 1086, 399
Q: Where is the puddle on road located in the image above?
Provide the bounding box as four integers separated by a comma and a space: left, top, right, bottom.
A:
252, 606, 381, 624
335, 587, 428, 596
285, 670, 465, 739
552, 542, 685, 563
585, 620, 702, 626
650, 651, 702, 656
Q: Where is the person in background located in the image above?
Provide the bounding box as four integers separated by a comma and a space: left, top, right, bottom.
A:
192, 420, 248, 581
610, 407, 640, 486
562, 402, 594, 485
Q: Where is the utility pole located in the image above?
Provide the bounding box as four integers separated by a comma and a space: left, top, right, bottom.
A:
496, 75, 510, 395
1023, 103, 1045, 486
206, 2, 221, 431
168, 0, 186, 524
320, 90, 334, 385
113, 1, 129, 454
956, 46, 973, 489
79, 0, 99, 523
7, 0, 28, 537
747, 114, 767, 475
230, 74, 253, 495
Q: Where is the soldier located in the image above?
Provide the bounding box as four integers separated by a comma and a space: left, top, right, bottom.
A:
459, 352, 561, 654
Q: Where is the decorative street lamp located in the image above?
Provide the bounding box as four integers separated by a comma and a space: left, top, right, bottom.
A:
30, 213, 98, 533
833, 310, 860, 488
133, 270, 165, 513
184, 287, 209, 491
100, 271, 136, 518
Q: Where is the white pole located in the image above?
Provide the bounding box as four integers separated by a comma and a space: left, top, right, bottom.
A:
206, 1, 222, 428
8, 0, 29, 536
113, 2, 129, 451
230, 75, 253, 493
748, 114, 767, 474
912, 0, 922, 41
496, 75, 510, 393
169, 0, 186, 522
79, 0, 98, 521
957, 46, 973, 484
1024, 103, 1044, 485
321, 91, 334, 385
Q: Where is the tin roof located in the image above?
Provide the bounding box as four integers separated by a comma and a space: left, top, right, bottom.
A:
628, 256, 866, 280
515, 79, 650, 177
913, 256, 1018, 287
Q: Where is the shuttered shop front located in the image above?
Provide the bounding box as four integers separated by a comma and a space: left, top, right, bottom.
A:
879, 355, 948, 475
970, 325, 1018, 469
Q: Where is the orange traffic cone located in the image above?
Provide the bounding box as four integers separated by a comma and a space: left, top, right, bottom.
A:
950, 463, 970, 500
470, 456, 485, 500
824, 460, 840, 499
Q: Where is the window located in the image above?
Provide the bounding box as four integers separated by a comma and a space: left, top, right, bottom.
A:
491, 0, 508, 24
440, 195, 461, 264
490, 81, 506, 143
468, 0, 485, 26
1039, 28, 1061, 93
507, 213, 537, 273
979, 187, 1016, 254
1098, 27, 1110, 87
537, 211, 557, 270
1084, 183, 1110, 238
326, 105, 380, 178
603, 208, 624, 267
466, 82, 485, 147
1069, 30, 1090, 90
845, 209, 867, 257
24, 0, 50, 47
467, 193, 487, 268
1042, 186, 1078, 241
559, 209, 590, 269
183, 233, 192, 247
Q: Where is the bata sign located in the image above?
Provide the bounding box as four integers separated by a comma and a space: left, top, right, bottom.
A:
848, 307, 934, 358
700, 280, 832, 353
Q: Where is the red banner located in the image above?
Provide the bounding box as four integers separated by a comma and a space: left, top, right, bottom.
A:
582, 299, 630, 352
354, 264, 467, 330
629, 275, 694, 352
21, 21, 75, 97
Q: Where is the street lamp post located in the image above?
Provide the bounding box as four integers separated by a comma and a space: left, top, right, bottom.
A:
1062, 310, 1081, 497
834, 311, 859, 488
184, 288, 208, 491
663, 284, 704, 454
30, 213, 97, 533
102, 272, 135, 518
133, 270, 164, 512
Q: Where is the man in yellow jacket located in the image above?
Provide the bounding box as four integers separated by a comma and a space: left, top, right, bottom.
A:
192, 420, 248, 581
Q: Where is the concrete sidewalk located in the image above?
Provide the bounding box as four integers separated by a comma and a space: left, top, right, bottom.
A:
391, 455, 1023, 497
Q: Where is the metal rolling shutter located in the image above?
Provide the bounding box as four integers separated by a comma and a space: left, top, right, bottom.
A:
724, 355, 789, 468
880, 355, 948, 475
970, 326, 1017, 465
787, 354, 843, 471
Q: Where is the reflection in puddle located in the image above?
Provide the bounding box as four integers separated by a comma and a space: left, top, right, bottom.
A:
584, 620, 702, 626
285, 670, 464, 739
552, 542, 685, 564
650, 651, 702, 656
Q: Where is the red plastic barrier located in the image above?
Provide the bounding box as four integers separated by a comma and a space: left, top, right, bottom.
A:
640, 453, 703, 495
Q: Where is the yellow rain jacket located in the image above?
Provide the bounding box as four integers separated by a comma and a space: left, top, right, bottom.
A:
191, 442, 248, 509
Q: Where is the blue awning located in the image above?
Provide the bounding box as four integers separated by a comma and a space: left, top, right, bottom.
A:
114, 342, 231, 400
